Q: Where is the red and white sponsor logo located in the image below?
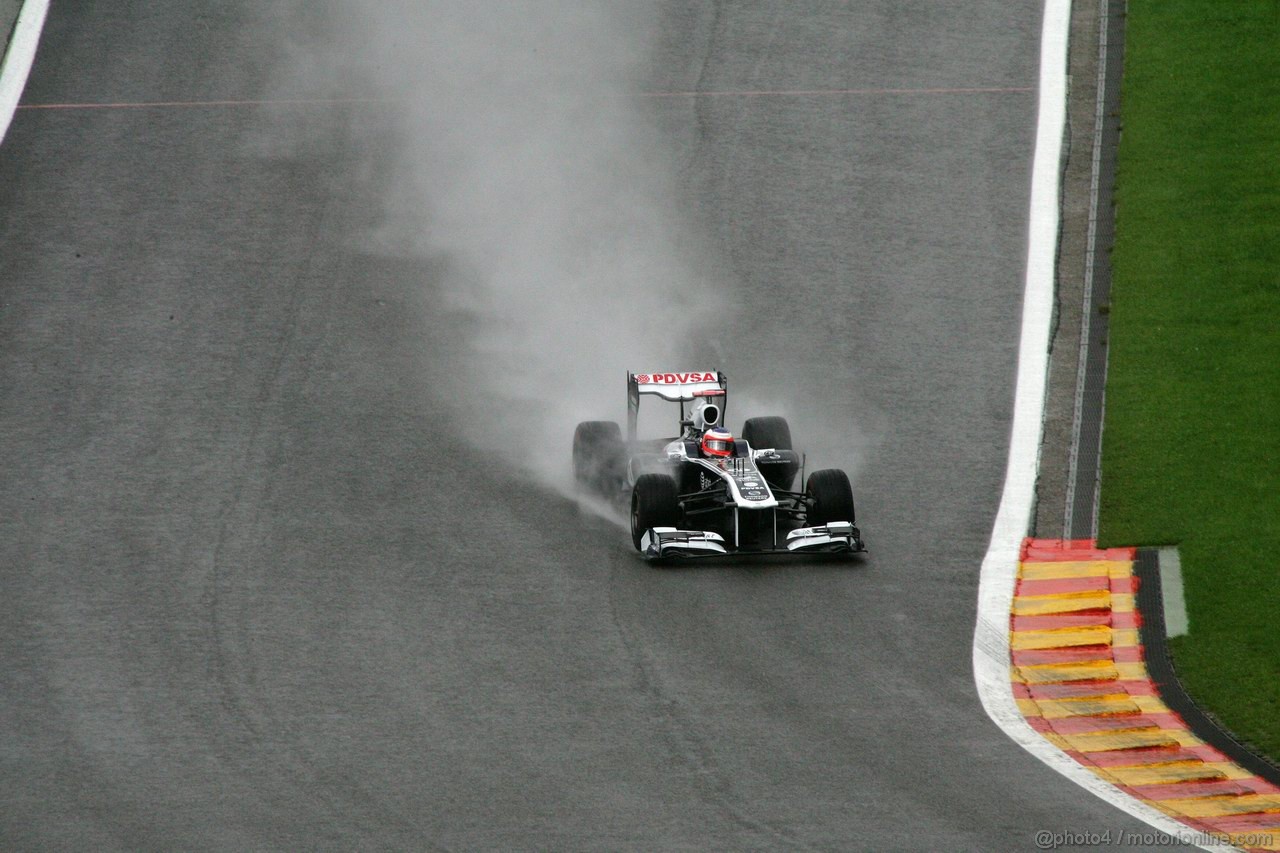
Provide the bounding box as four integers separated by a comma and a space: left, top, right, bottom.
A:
634, 371, 716, 385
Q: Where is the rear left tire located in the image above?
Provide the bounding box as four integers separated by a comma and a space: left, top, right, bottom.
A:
573, 420, 625, 496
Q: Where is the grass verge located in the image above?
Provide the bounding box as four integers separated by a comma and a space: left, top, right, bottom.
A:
1097, 1, 1280, 759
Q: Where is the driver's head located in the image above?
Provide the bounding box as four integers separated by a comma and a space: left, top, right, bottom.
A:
701, 428, 734, 458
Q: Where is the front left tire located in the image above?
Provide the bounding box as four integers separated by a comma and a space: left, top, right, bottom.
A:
631, 473, 680, 550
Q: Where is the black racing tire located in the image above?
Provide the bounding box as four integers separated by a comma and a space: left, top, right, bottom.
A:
573, 420, 625, 495
631, 473, 680, 550
805, 468, 855, 526
742, 416, 792, 451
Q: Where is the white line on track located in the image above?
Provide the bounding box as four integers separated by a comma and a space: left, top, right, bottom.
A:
1160, 547, 1190, 638
0, 0, 49, 145
971, 2, 1234, 849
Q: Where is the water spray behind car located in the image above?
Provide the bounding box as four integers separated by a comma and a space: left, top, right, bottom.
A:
257, 2, 874, 528
287, 2, 731, 517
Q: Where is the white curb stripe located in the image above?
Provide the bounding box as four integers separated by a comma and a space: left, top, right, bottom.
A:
0, 0, 51, 145
971, 2, 1235, 850
1159, 546, 1189, 638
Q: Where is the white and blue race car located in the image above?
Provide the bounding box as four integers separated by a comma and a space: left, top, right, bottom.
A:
573, 370, 865, 560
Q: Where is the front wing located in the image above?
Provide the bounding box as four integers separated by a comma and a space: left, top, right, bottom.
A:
639, 522, 866, 561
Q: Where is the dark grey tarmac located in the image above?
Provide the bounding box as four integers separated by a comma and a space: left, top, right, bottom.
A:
1, 3, 1173, 850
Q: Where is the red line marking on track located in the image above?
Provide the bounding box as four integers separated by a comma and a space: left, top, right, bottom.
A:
16, 97, 393, 110
16, 86, 1033, 111
634, 85, 1034, 98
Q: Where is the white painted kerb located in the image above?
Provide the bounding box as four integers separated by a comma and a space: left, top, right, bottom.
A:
1159, 546, 1189, 638
0, 0, 50, 145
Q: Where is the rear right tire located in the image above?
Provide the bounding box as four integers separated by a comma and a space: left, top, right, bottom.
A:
631, 473, 680, 550
742, 416, 792, 451
743, 416, 797, 490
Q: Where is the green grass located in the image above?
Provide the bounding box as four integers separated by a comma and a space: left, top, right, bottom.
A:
1098, 1, 1280, 759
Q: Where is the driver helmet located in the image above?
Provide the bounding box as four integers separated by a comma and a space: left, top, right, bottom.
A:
701, 428, 734, 458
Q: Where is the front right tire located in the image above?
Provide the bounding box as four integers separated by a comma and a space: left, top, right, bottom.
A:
631, 473, 680, 550
805, 468, 856, 526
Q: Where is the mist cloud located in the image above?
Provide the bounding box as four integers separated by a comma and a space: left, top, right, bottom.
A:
256, 1, 875, 506
325, 1, 727, 490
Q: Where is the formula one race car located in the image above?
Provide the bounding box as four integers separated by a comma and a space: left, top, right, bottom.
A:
573, 370, 866, 560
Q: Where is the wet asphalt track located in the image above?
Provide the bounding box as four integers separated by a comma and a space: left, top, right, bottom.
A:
1, 3, 1173, 850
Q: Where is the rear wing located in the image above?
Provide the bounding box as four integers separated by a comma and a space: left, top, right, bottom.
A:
627, 370, 727, 441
